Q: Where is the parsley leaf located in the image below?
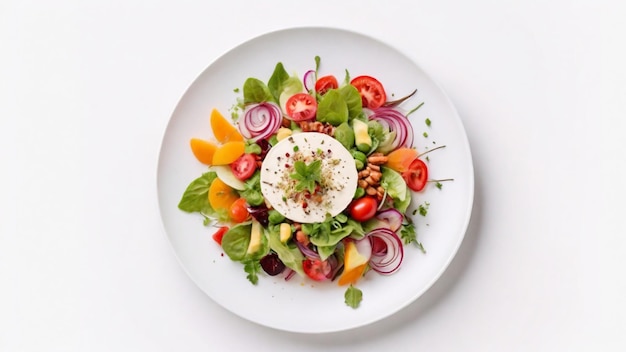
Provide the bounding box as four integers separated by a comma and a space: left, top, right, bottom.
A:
290, 160, 322, 193
344, 285, 363, 309
418, 202, 430, 216
400, 222, 426, 253
400, 222, 417, 245
243, 260, 262, 285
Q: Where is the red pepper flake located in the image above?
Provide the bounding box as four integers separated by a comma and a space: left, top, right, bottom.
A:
285, 163, 290, 168
302, 202, 308, 209
286, 152, 290, 157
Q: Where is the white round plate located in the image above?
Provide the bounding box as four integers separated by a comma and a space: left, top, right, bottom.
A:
157, 27, 474, 333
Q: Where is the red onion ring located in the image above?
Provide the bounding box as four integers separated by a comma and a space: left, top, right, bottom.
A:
369, 107, 414, 150
375, 208, 404, 232
367, 228, 404, 275
239, 102, 283, 141
303, 69, 316, 92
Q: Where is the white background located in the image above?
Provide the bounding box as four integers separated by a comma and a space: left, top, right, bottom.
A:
2, 0, 625, 351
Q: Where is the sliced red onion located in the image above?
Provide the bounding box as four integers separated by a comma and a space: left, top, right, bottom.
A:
375, 208, 404, 232
303, 69, 316, 92
239, 102, 283, 141
325, 254, 341, 280
367, 228, 404, 275
295, 241, 320, 260
369, 107, 414, 150
355, 237, 372, 260
284, 268, 296, 281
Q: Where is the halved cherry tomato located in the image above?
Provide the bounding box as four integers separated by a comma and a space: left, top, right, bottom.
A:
212, 226, 229, 245
285, 93, 317, 121
348, 196, 378, 222
302, 258, 331, 281
229, 198, 249, 223
315, 75, 338, 95
230, 153, 256, 181
350, 75, 387, 109
402, 158, 428, 192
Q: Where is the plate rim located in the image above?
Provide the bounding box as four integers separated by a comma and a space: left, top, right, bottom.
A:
156, 25, 475, 333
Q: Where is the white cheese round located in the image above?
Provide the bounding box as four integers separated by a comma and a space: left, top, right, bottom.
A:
260, 132, 358, 223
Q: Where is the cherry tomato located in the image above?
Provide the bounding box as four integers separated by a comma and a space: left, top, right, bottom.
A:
315, 75, 338, 95
230, 153, 256, 181
285, 93, 317, 121
212, 226, 229, 245
402, 158, 428, 192
350, 75, 387, 109
302, 258, 331, 281
348, 196, 378, 222
229, 198, 249, 223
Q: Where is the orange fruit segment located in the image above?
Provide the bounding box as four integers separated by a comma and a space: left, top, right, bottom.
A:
385, 147, 419, 173
208, 178, 239, 211
210, 109, 244, 143
338, 241, 370, 286
211, 141, 245, 165
189, 138, 218, 165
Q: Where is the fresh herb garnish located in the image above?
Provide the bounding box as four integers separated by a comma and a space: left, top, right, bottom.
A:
344, 285, 363, 308
418, 202, 430, 216
244, 260, 262, 285
425, 118, 431, 126
290, 160, 322, 193
436, 182, 443, 190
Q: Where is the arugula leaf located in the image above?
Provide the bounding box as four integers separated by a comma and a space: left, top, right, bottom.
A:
290, 160, 322, 193
243, 260, 262, 285
178, 172, 217, 213
344, 285, 363, 308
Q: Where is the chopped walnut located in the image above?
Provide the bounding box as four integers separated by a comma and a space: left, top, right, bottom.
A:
357, 152, 388, 201
298, 121, 335, 135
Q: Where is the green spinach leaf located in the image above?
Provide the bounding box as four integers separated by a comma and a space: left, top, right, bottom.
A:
243, 77, 273, 104
316, 89, 349, 126
267, 62, 290, 102
338, 84, 363, 120
221, 223, 252, 261
178, 172, 217, 213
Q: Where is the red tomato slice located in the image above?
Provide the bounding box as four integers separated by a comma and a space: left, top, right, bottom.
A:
212, 226, 229, 245
315, 75, 338, 95
402, 158, 428, 192
230, 154, 256, 181
348, 196, 378, 222
350, 75, 387, 109
302, 258, 331, 281
285, 93, 317, 121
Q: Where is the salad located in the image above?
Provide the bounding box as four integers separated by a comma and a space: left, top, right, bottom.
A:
178, 57, 443, 308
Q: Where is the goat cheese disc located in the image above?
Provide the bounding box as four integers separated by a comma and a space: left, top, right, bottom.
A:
260, 132, 358, 223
